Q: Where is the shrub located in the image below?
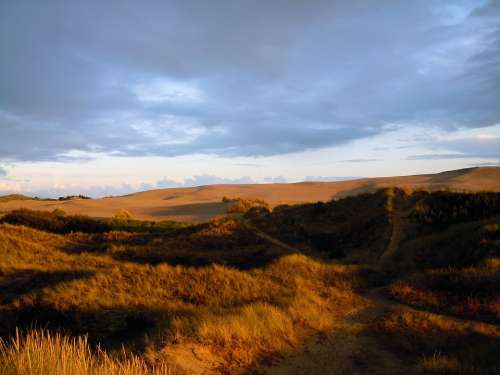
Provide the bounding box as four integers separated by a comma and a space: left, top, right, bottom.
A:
52, 208, 67, 217
243, 206, 271, 220
114, 209, 133, 220
57, 195, 91, 201
64, 215, 109, 233
226, 198, 270, 214
248, 190, 392, 259
1, 209, 66, 233
0, 209, 110, 234
413, 191, 500, 228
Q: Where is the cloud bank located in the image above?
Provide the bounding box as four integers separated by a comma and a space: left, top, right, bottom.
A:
1, 0, 499, 162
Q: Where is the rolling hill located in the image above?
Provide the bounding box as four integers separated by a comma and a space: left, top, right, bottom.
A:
1, 186, 499, 374
0, 166, 499, 222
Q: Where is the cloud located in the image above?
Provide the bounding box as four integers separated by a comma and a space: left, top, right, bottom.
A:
340, 159, 380, 163
156, 174, 256, 188
1, 1, 499, 161
0, 166, 6, 177
407, 135, 500, 160
304, 176, 360, 182
264, 176, 287, 183
468, 161, 500, 166
234, 163, 263, 167
17, 183, 138, 199
407, 154, 474, 160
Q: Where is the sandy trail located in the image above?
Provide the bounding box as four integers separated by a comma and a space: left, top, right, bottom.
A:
246, 223, 300, 253
264, 286, 500, 375
262, 195, 500, 375
264, 293, 415, 375
379, 195, 413, 265
263, 201, 418, 375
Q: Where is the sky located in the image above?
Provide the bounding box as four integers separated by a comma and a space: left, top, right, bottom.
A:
1, 0, 499, 197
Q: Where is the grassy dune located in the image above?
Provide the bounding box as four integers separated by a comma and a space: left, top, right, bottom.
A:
0, 215, 363, 373
1, 187, 499, 374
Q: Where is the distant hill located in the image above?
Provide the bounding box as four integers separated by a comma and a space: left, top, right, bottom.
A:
0, 166, 499, 222
0, 194, 34, 203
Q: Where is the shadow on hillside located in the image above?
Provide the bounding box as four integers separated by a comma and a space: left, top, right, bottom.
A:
0, 269, 94, 305
1, 287, 300, 353
0, 304, 173, 352
362, 304, 500, 374
427, 167, 475, 184
0, 269, 95, 338
109, 245, 286, 270
333, 182, 378, 199
57, 219, 294, 270
146, 201, 228, 219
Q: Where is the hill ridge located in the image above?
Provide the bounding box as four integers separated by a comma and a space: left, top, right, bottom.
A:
1, 166, 499, 222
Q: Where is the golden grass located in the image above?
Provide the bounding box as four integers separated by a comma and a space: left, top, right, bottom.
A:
2, 188, 497, 373
0, 330, 180, 375
419, 353, 462, 374
0, 220, 363, 372
372, 308, 500, 375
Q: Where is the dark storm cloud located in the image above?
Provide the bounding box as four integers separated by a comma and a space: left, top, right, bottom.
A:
1, 0, 499, 161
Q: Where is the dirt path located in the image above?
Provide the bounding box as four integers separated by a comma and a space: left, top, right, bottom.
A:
246, 223, 300, 253
262, 199, 418, 375
379, 196, 413, 265
379, 209, 403, 264
264, 293, 416, 375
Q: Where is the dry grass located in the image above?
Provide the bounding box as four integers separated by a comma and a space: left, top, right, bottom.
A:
0, 330, 180, 375
419, 354, 463, 375
389, 240, 500, 324
371, 308, 500, 375
2, 188, 499, 373
0, 218, 363, 373
390, 268, 500, 324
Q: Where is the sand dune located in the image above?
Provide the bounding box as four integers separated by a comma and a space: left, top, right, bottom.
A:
1, 167, 499, 222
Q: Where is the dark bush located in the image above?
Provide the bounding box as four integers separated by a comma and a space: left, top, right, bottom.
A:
248, 190, 392, 258
413, 191, 500, 228
0, 209, 110, 233
64, 215, 109, 233
226, 198, 270, 214
243, 206, 271, 220
57, 195, 91, 201
1, 209, 66, 232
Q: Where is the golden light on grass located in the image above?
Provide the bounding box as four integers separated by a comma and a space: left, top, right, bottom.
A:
0, 330, 180, 375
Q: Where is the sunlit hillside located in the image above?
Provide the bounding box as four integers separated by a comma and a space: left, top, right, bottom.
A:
1, 186, 499, 374
0, 167, 499, 222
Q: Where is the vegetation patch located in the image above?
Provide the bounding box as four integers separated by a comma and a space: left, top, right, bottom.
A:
370, 308, 500, 375
1, 189, 499, 373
